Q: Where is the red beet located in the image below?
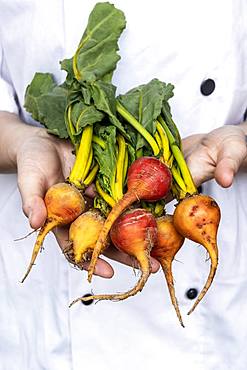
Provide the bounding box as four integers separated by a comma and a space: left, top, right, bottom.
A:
69, 208, 157, 306
87, 156, 172, 282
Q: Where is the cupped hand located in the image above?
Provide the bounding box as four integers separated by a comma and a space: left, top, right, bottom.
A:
16, 125, 73, 229
182, 124, 247, 188
12, 119, 159, 278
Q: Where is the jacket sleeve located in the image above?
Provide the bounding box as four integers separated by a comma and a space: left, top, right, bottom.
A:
0, 43, 19, 114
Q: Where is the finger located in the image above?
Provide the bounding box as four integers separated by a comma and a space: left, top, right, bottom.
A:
27, 196, 47, 230
215, 157, 236, 187
215, 139, 247, 187
17, 164, 47, 229
103, 245, 160, 273
54, 226, 114, 278
83, 259, 114, 278
186, 152, 214, 187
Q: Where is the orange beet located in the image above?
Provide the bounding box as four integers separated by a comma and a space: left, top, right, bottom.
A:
70, 208, 157, 306
151, 215, 185, 327
173, 194, 221, 314
21, 183, 85, 282
87, 157, 172, 282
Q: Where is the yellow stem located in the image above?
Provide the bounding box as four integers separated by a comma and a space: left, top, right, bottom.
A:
67, 105, 76, 135
156, 121, 170, 163
116, 102, 160, 156
66, 105, 77, 149
82, 148, 93, 180
115, 135, 126, 201
171, 182, 182, 199
110, 166, 117, 201
84, 164, 99, 186
171, 166, 187, 192
92, 135, 106, 149
123, 149, 128, 185
95, 180, 116, 208
154, 132, 162, 150
72, 34, 90, 81
69, 125, 93, 188
167, 153, 174, 168
158, 116, 197, 195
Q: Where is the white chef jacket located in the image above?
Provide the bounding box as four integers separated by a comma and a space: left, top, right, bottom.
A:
0, 1, 247, 370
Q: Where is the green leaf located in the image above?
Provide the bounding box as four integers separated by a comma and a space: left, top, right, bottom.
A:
61, 2, 126, 83
60, 58, 74, 86
80, 84, 92, 105
162, 101, 182, 149
162, 82, 174, 101
24, 72, 68, 138
69, 100, 104, 135
117, 78, 166, 151
90, 80, 129, 138
93, 125, 117, 196
157, 82, 182, 148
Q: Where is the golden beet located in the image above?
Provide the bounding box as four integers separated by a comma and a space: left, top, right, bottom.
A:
68, 210, 106, 264
21, 183, 85, 282
151, 215, 185, 327
173, 194, 221, 314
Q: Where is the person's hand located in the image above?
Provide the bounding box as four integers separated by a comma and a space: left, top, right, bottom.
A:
1, 112, 159, 277
182, 124, 247, 188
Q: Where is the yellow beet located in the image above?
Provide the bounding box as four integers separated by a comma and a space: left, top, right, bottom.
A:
173, 194, 221, 314
151, 215, 185, 327
68, 210, 106, 264
21, 183, 85, 282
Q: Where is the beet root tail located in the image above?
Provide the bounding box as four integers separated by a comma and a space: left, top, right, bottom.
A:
87, 192, 137, 283
161, 259, 185, 328
187, 244, 218, 315
21, 218, 59, 283
71, 256, 151, 307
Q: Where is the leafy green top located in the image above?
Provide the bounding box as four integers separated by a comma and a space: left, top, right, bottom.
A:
61, 2, 126, 84
25, 2, 127, 142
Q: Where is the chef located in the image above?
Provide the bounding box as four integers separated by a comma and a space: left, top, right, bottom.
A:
0, 1, 247, 369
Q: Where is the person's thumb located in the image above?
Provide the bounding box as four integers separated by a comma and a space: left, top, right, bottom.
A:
17, 164, 47, 229
215, 138, 247, 188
